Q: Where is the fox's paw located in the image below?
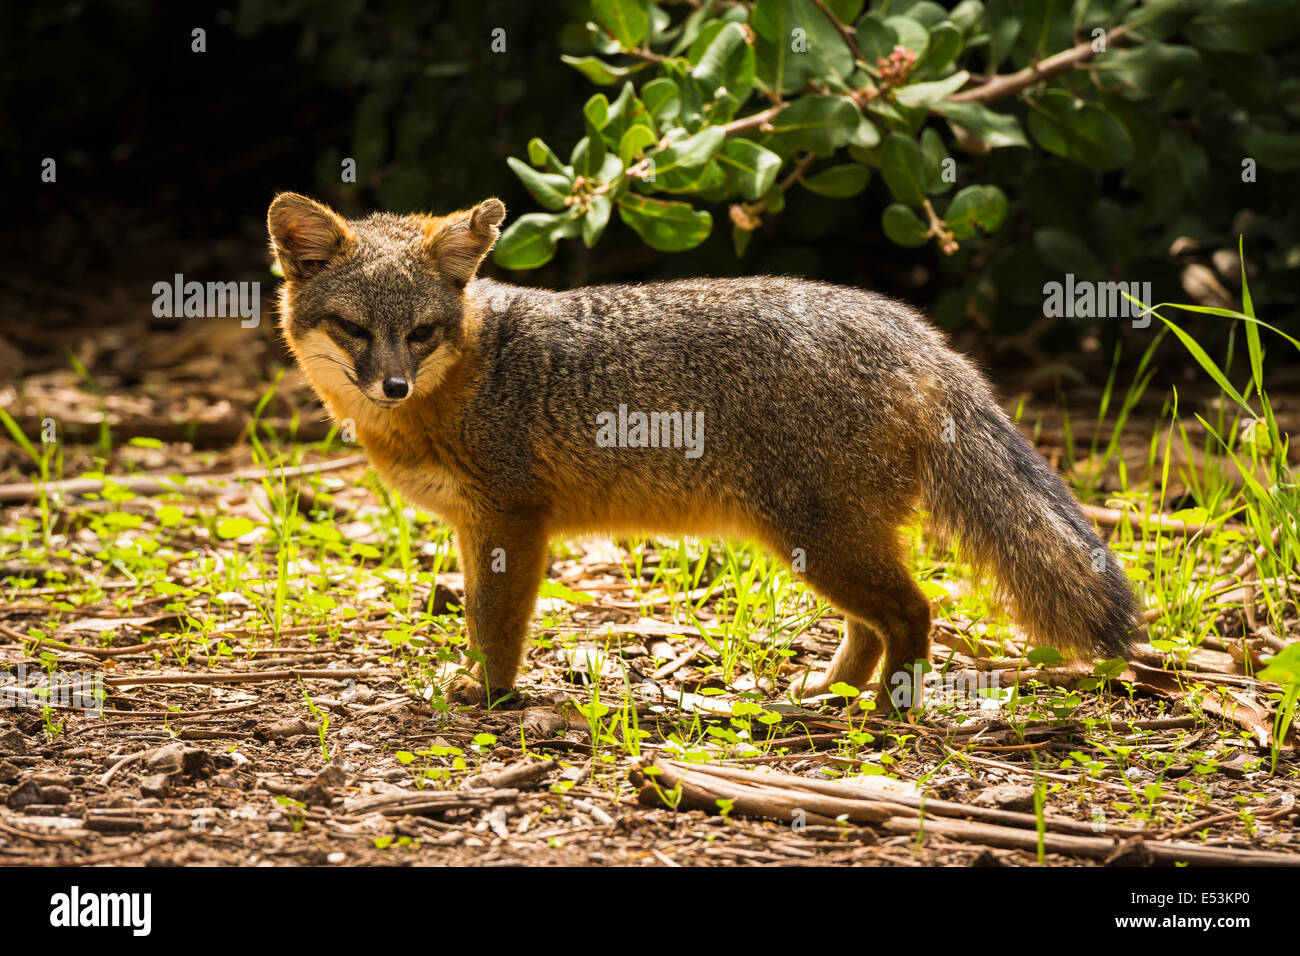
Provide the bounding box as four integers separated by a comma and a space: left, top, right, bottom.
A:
446, 674, 524, 710
795, 674, 832, 703
447, 675, 489, 708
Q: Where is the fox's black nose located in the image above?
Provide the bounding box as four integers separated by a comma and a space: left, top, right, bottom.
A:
382, 376, 409, 399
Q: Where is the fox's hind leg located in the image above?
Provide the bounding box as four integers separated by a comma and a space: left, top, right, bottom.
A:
798, 617, 884, 698
779, 531, 932, 711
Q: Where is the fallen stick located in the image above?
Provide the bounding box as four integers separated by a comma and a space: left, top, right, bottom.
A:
634, 759, 892, 826
5, 831, 183, 867
658, 759, 1145, 839
340, 787, 518, 817
0, 455, 367, 504
102, 668, 388, 687
0, 818, 85, 844
0, 622, 168, 658
1080, 503, 1240, 537
637, 759, 1299, 865
461, 759, 557, 791
882, 815, 1300, 866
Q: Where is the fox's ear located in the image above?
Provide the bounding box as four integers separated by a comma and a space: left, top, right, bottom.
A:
267, 193, 353, 280
425, 198, 506, 287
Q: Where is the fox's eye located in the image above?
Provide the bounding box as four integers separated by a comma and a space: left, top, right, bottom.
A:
333, 317, 371, 339
408, 325, 436, 344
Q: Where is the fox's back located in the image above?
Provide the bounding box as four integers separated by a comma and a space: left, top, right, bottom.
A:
459, 276, 950, 530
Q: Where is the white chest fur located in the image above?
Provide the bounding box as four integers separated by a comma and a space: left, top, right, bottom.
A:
370, 456, 467, 522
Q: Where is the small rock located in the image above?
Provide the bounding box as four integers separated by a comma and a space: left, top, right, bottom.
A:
315, 765, 348, 788
39, 785, 72, 805
326, 852, 346, 864
1219, 752, 1258, 779
210, 773, 241, 790
6, 779, 43, 809
255, 718, 319, 741
0, 730, 27, 755
973, 784, 1035, 812
0, 760, 19, 784
430, 583, 462, 615
140, 774, 170, 799
146, 743, 186, 775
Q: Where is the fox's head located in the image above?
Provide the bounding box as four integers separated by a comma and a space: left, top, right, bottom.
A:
267, 193, 504, 409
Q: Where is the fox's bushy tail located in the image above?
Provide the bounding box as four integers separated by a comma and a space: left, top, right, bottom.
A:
920, 391, 1137, 659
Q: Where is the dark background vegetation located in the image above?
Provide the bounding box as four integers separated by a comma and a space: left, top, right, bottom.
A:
2, 0, 1298, 381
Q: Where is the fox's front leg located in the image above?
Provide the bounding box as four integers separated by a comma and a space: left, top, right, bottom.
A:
449, 512, 549, 706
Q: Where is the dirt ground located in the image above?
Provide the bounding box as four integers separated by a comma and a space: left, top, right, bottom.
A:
1, 273, 1298, 867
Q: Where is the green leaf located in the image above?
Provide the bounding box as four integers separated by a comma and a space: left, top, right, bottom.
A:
650, 126, 726, 177
1241, 126, 1300, 170
537, 579, 596, 604
949, 0, 986, 34
716, 139, 783, 200
1185, 0, 1300, 53
690, 21, 756, 104
893, 69, 970, 109
849, 112, 881, 148
617, 194, 712, 251
641, 77, 680, 127
1096, 42, 1203, 99
880, 133, 928, 206
944, 184, 1006, 238
801, 163, 871, 197
1027, 90, 1133, 171
732, 223, 754, 258
1034, 227, 1106, 278
583, 194, 612, 248
583, 93, 610, 133
619, 125, 657, 167
527, 137, 570, 175
754, 0, 853, 95
884, 15, 930, 62
765, 95, 860, 156
919, 127, 952, 195
913, 21, 963, 77
157, 504, 184, 528
855, 13, 898, 63
507, 157, 571, 211
984, 0, 1020, 69
591, 0, 649, 49
560, 55, 647, 86
216, 517, 256, 539
493, 212, 575, 269
1259, 643, 1300, 686
827, 0, 864, 23
935, 101, 1028, 152
1027, 646, 1064, 666
882, 204, 930, 246
602, 82, 653, 152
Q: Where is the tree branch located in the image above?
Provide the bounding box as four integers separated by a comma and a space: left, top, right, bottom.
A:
947, 26, 1128, 105
810, 0, 867, 64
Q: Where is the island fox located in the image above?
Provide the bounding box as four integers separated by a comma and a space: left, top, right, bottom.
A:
267, 192, 1138, 709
